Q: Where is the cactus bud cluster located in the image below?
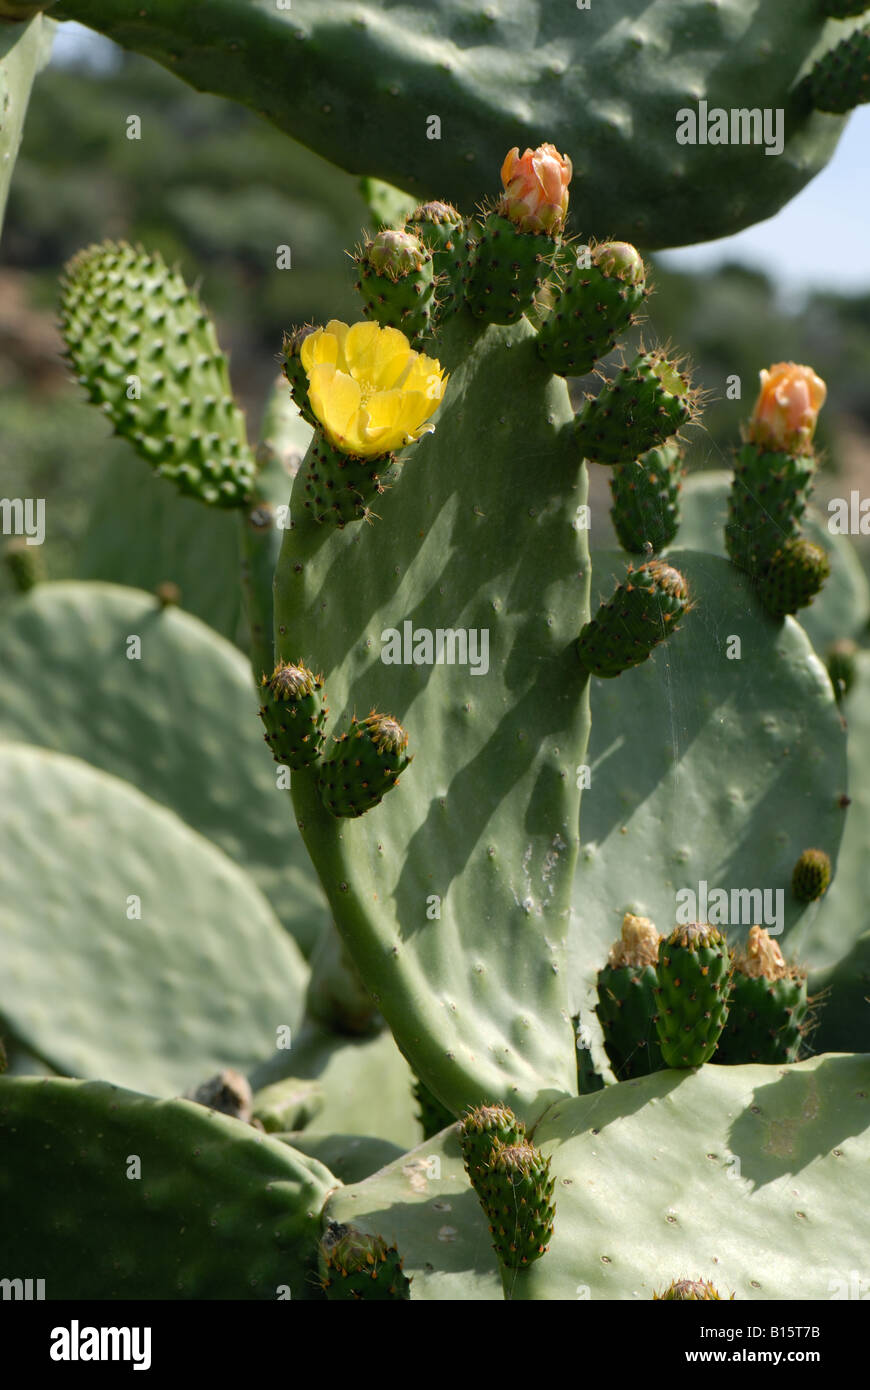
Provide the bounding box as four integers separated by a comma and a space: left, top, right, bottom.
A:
460, 1107, 555, 1270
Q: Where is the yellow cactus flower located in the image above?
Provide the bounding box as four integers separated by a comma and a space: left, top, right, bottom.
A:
747, 362, 827, 456
300, 320, 447, 459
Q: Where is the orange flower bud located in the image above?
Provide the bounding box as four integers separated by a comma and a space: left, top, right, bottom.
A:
498, 142, 572, 235
747, 362, 827, 456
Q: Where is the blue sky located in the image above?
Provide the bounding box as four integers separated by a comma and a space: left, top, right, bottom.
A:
51, 21, 870, 294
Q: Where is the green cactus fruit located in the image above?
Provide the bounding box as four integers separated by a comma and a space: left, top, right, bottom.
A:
791, 848, 832, 903
301, 431, 399, 528
755, 537, 831, 619
2, 538, 43, 592
355, 228, 435, 344
459, 1103, 526, 1183
724, 442, 818, 576
475, 1140, 556, 1270
654, 1277, 730, 1301
573, 351, 696, 466
536, 241, 647, 378
715, 927, 810, 1066
258, 660, 327, 770
412, 1077, 455, 1140
654, 923, 733, 1068
609, 441, 684, 555
577, 559, 691, 680
280, 324, 319, 428
405, 201, 467, 324
318, 1221, 411, 1301
808, 24, 870, 113
317, 711, 412, 819
596, 912, 665, 1080
827, 638, 858, 702
59, 241, 257, 507
464, 213, 559, 326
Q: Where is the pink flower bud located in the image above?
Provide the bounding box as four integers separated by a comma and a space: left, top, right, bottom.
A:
747, 362, 827, 456
498, 142, 572, 236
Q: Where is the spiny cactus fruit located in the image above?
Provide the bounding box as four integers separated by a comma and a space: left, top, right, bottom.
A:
609, 441, 684, 556
318, 1222, 411, 1301
654, 923, 733, 1068
808, 24, 870, 113
654, 1277, 730, 1301
536, 240, 647, 378
725, 363, 827, 577
465, 143, 570, 325
258, 661, 327, 771
596, 913, 664, 1080
280, 323, 319, 428
59, 241, 257, 507
459, 1103, 527, 1183
473, 1139, 556, 1270
827, 638, 859, 702
755, 537, 831, 619
412, 1077, 455, 1140
792, 848, 832, 903
716, 927, 810, 1066
573, 350, 696, 466
355, 228, 436, 344
405, 201, 466, 322
317, 711, 412, 819
577, 559, 691, 680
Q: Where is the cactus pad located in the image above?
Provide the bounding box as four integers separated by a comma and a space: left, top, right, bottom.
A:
654, 923, 733, 1068
59, 241, 257, 507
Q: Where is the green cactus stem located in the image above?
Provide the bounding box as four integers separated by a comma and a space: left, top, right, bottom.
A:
280, 324, 319, 428
412, 1077, 455, 1140
715, 927, 810, 1066
537, 241, 647, 378
596, 912, 664, 1080
577, 559, 691, 679
59, 241, 257, 507
573, 351, 696, 466
355, 228, 435, 344
473, 1139, 556, 1273
258, 660, 327, 771
755, 537, 831, 619
826, 638, 858, 702
808, 24, 870, 113
318, 1222, 411, 1301
654, 1277, 730, 1300
654, 923, 733, 1068
459, 1103, 526, 1184
609, 442, 684, 555
792, 848, 832, 902
317, 711, 412, 819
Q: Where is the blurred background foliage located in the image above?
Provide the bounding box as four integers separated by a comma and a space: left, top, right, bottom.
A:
2, 40, 870, 608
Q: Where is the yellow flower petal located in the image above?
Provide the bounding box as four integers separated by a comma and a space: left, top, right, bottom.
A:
307, 363, 361, 446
